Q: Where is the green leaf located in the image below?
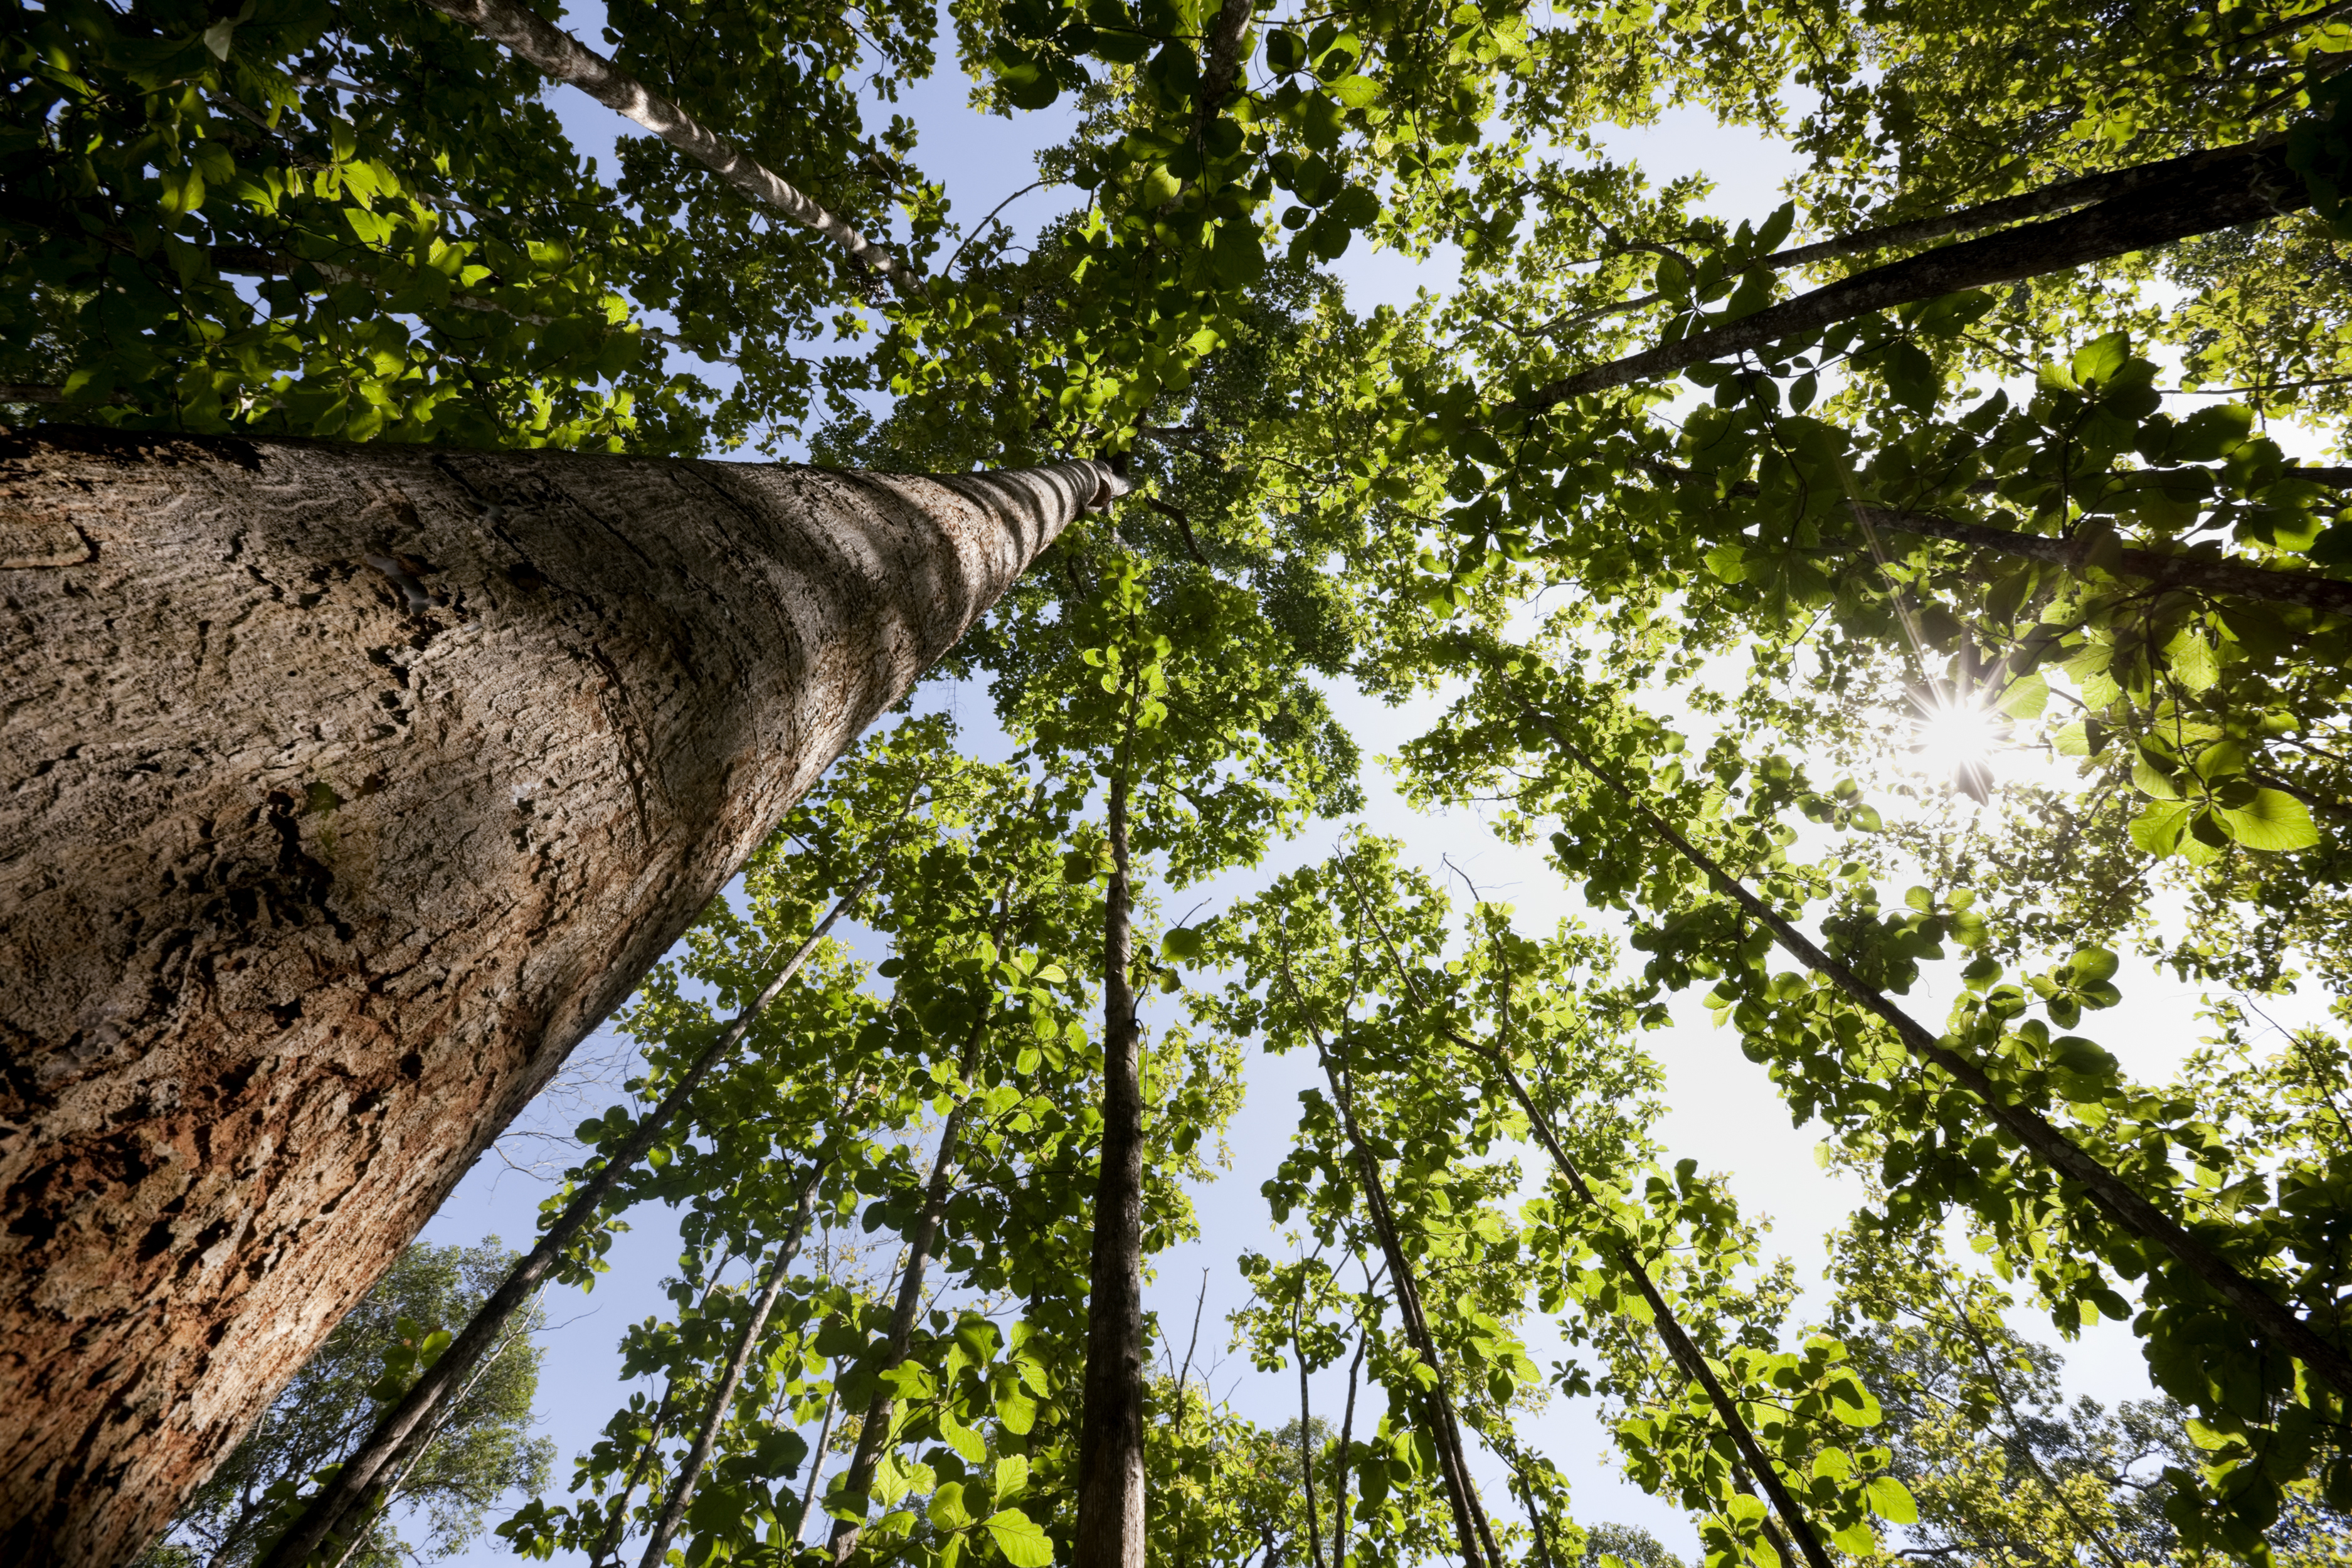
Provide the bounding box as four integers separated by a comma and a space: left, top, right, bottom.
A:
930, 1481, 975, 1530
2050, 1036, 2119, 1076
1994, 673, 2047, 719
2070, 331, 2131, 387
994, 1385, 1038, 1434
983, 1508, 1054, 1567
2215, 789, 2320, 852
2065, 947, 2119, 984
940, 1407, 988, 1464
1330, 74, 1380, 109
1212, 220, 1265, 287
1866, 1476, 1919, 1525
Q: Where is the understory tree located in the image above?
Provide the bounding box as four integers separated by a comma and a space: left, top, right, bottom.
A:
138, 1239, 551, 1568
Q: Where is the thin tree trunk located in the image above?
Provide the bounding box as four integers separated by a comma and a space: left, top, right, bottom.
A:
1518, 699, 2352, 1401
1334, 1089, 1498, 1568
326, 1286, 546, 1568
0, 424, 1120, 1568
1345, 884, 1838, 1568
1456, 1029, 1836, 1568
825, 997, 997, 1561
635, 1169, 826, 1568
1073, 743, 1148, 1568
587, 1254, 741, 1568
1513, 142, 2311, 412
411, 0, 921, 294
270, 872, 884, 1568
1511, 1468, 1558, 1568
1332, 1323, 1365, 1568
1295, 1030, 1494, 1568
796, 1382, 840, 1543
1293, 1300, 1326, 1568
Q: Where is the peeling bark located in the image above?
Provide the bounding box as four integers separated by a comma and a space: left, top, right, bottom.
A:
0, 425, 1117, 1567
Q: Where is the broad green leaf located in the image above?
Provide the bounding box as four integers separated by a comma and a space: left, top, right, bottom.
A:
2215, 789, 2319, 852
983, 1508, 1054, 1567
1866, 1475, 1919, 1525
930, 1481, 975, 1530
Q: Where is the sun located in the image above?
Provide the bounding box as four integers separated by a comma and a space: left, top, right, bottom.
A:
1906, 687, 2007, 802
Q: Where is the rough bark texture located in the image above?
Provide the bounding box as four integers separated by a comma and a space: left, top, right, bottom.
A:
1071, 769, 1145, 1568
0, 425, 1115, 1567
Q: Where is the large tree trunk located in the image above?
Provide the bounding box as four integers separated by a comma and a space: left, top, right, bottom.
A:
0, 425, 1117, 1567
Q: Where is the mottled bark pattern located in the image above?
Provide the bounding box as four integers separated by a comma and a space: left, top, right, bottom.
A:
0, 426, 1112, 1566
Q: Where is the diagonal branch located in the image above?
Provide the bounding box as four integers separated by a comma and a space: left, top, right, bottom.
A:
411, 0, 923, 297
1756, 136, 2289, 273
1511, 142, 2311, 413
1347, 879, 1839, 1568
1855, 505, 2352, 619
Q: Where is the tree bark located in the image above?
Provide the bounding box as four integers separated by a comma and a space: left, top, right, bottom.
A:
1514, 142, 2312, 412
411, 0, 921, 295
1853, 504, 2352, 619
1328, 1077, 1496, 1568
0, 424, 1119, 1567
1293, 1300, 1325, 1568
1754, 138, 2280, 273
795, 1381, 839, 1544
1072, 760, 1147, 1568
268, 871, 881, 1568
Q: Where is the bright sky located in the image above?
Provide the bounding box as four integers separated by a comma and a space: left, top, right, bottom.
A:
399, 18, 2339, 1566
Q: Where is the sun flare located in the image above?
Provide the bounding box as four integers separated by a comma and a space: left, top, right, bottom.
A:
1906, 689, 2008, 802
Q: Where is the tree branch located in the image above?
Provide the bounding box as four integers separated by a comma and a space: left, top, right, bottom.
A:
1854, 505, 2352, 619
1513, 694, 2352, 1405
1142, 495, 1211, 566
1195, 0, 1256, 137
1512, 142, 2311, 413
410, 0, 923, 297
1756, 136, 2288, 273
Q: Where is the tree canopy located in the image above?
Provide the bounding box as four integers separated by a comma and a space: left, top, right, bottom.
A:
14, 0, 2352, 1562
